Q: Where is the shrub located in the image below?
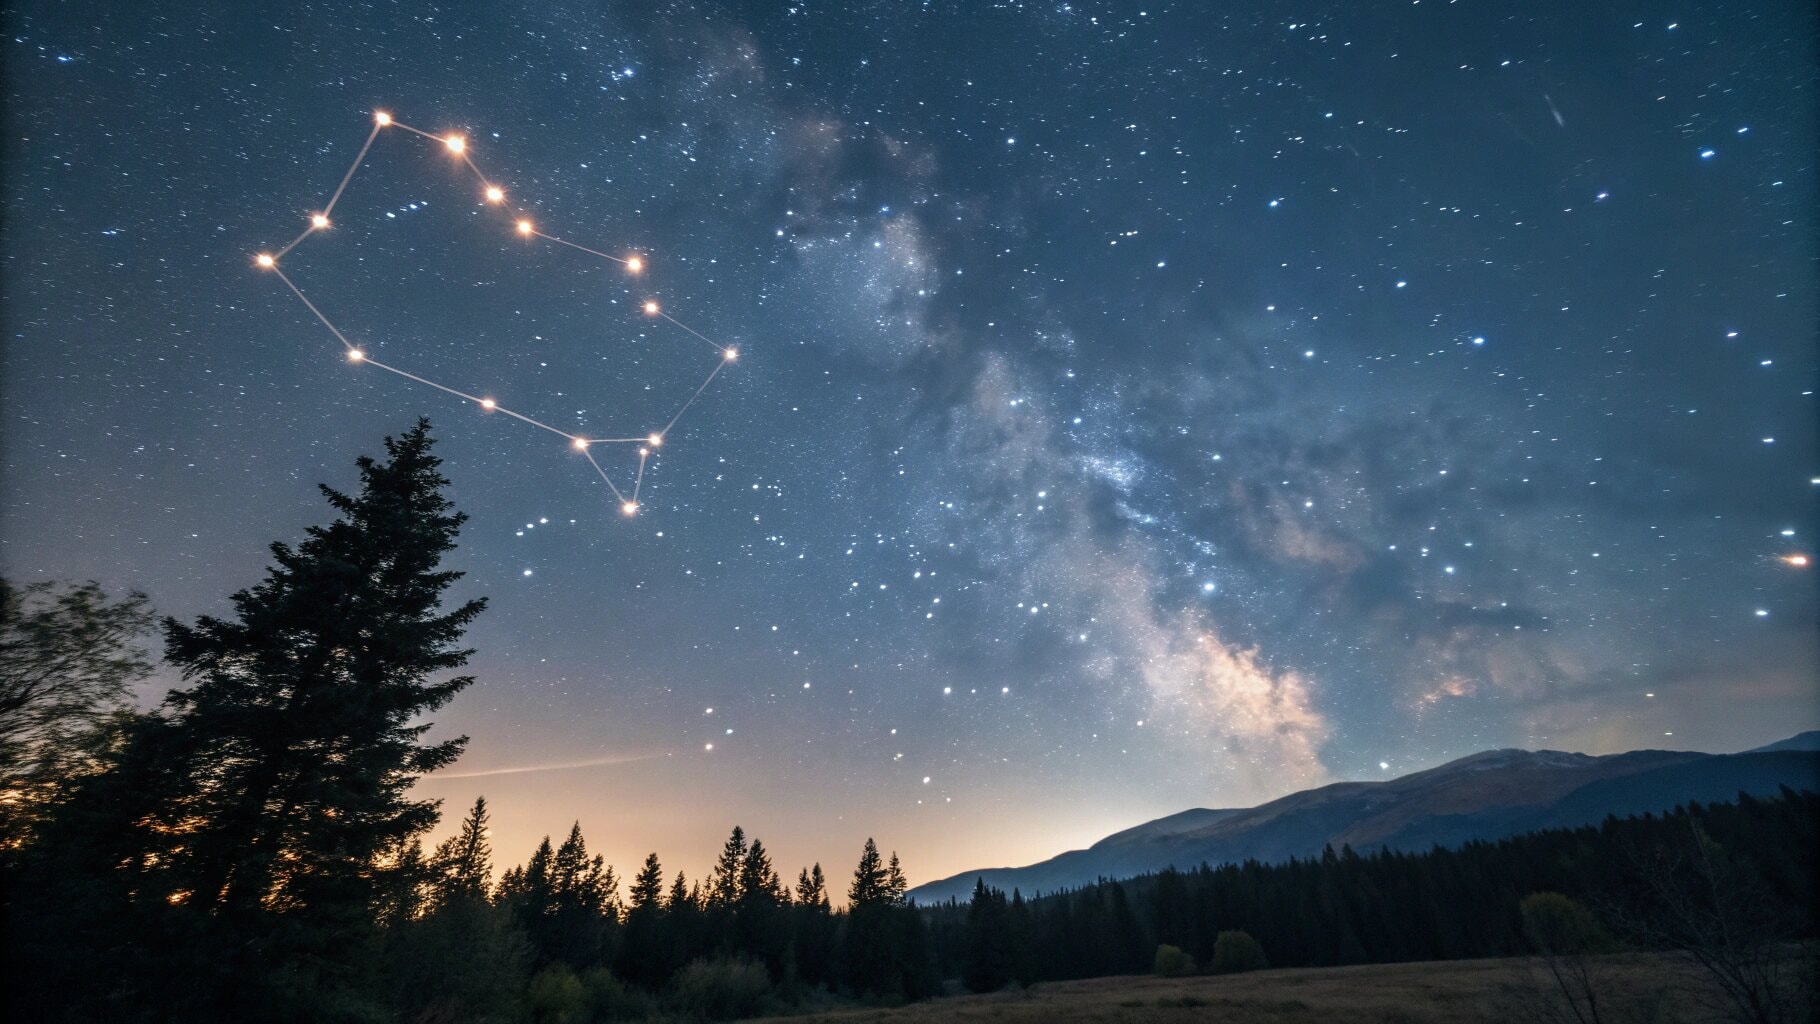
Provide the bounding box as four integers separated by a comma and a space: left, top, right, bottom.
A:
1152, 943, 1196, 977
581, 967, 656, 1021
1519, 892, 1616, 955
524, 964, 588, 1024
667, 956, 773, 1020
1210, 930, 1268, 974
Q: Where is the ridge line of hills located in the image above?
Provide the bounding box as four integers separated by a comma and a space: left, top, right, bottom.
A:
906, 730, 1820, 905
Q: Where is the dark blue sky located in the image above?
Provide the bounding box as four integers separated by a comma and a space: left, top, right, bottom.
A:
5, 0, 1815, 886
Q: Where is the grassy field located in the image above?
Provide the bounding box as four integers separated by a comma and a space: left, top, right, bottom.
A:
752, 952, 1735, 1023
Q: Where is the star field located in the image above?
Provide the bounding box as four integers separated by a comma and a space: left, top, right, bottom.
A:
3, 0, 1814, 888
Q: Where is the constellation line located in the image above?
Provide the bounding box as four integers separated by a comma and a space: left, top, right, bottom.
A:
252, 109, 744, 517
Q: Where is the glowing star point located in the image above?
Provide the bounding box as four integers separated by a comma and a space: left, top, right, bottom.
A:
480, 398, 496, 411
255, 253, 275, 268
572, 437, 589, 450
647, 433, 663, 447
347, 349, 365, 362
444, 135, 466, 154
517, 219, 534, 236
485, 186, 505, 203
621, 501, 638, 516
310, 213, 330, 229
1785, 554, 1810, 568
626, 256, 644, 274
643, 300, 660, 316
373, 111, 392, 126
723, 347, 739, 361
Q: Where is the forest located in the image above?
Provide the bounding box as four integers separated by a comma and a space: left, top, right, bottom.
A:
2, 423, 1815, 1023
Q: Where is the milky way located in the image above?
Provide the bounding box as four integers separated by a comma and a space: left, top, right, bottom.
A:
4, 1, 1814, 886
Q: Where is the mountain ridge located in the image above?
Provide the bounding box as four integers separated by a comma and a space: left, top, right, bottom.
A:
907, 734, 1820, 905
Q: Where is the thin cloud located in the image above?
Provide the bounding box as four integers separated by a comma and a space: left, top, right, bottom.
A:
434, 751, 667, 780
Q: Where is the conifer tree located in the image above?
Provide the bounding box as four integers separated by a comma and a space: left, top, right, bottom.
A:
667, 869, 695, 912
886, 850, 909, 904
735, 837, 789, 972
707, 825, 748, 909
793, 862, 837, 984
629, 851, 665, 911
963, 879, 1014, 992
620, 852, 668, 987
666, 869, 703, 973
739, 837, 785, 906
521, 823, 619, 970
843, 838, 932, 996
795, 863, 829, 909
849, 837, 887, 906
148, 420, 483, 933
500, 836, 555, 911
432, 795, 494, 906
35, 421, 488, 1016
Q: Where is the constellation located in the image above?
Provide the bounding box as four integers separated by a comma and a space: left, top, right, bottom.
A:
252, 110, 741, 517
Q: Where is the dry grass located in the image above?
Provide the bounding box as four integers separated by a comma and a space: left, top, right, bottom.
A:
752, 952, 1731, 1024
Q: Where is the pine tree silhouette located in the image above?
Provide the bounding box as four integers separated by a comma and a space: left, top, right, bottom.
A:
433, 795, 494, 906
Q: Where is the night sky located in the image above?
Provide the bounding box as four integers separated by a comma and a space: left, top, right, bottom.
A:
5, 1, 1816, 889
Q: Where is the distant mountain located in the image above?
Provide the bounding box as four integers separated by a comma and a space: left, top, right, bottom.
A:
1748, 730, 1820, 753
907, 735, 1820, 905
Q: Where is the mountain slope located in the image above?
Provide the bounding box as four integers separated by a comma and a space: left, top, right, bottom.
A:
1748, 730, 1820, 753
907, 736, 1820, 905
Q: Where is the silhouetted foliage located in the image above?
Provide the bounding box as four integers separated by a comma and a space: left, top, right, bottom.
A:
0, 577, 155, 847
1153, 943, 1196, 977
1211, 929, 1268, 973
6, 420, 483, 1021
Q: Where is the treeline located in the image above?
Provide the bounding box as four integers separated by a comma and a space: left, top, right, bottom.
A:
924, 789, 1820, 991
364, 802, 937, 1020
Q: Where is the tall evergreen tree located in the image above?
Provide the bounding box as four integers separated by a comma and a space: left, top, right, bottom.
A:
432, 795, 494, 906
848, 837, 887, 906
842, 839, 933, 997
735, 837, 789, 973
629, 851, 665, 911
707, 825, 748, 909
793, 863, 836, 984
738, 837, 785, 906
667, 869, 696, 912
795, 863, 829, 909
619, 852, 669, 987
666, 869, 703, 971
16, 421, 486, 1017
498, 835, 554, 914
546, 822, 619, 968
885, 851, 910, 904
148, 420, 483, 933
962, 879, 1014, 992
